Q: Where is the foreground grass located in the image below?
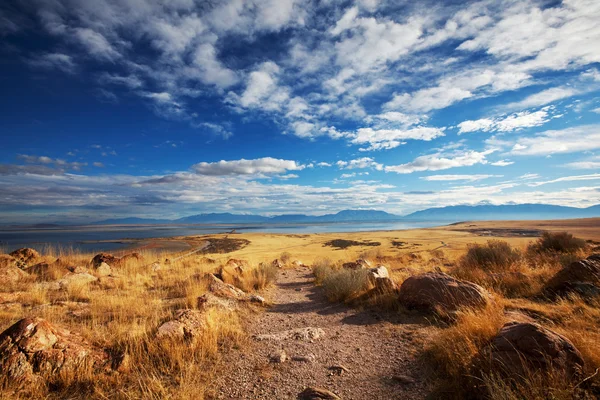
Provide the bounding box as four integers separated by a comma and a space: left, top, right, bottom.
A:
0, 247, 277, 399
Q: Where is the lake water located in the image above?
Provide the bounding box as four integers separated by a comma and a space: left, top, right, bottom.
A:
0, 220, 445, 253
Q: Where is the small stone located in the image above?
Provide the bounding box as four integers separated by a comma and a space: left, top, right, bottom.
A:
292, 354, 316, 363
329, 364, 349, 375
298, 387, 341, 400
269, 350, 288, 363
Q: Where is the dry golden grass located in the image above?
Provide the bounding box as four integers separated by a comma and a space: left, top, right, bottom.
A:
0, 247, 263, 399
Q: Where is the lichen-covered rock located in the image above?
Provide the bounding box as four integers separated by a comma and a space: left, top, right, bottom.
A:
481, 321, 584, 381
0, 318, 108, 382
95, 262, 112, 277
399, 272, 491, 312
196, 293, 238, 311
58, 272, 98, 289
254, 327, 325, 342
0, 256, 28, 285
156, 309, 207, 340
543, 254, 600, 299
207, 273, 247, 300
90, 253, 119, 268
9, 248, 40, 267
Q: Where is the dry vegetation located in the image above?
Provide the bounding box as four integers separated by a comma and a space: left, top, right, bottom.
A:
0, 246, 277, 399
311, 231, 600, 399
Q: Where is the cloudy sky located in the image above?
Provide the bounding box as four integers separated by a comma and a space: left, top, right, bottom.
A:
1, 0, 599, 223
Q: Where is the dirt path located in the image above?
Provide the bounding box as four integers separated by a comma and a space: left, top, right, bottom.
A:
209, 267, 431, 399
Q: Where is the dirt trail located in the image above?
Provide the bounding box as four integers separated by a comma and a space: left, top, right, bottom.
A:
210, 267, 431, 399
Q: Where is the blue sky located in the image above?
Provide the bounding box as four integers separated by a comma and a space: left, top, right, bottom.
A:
1, 0, 599, 223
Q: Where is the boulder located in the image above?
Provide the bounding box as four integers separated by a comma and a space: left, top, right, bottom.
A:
0, 257, 28, 285
156, 309, 207, 340
482, 321, 584, 380
118, 252, 143, 265
91, 253, 119, 268
272, 259, 285, 269
196, 293, 238, 312
399, 272, 491, 312
58, 273, 98, 289
0, 317, 108, 382
298, 387, 341, 400
9, 248, 40, 267
95, 262, 112, 277
207, 274, 247, 300
543, 254, 600, 299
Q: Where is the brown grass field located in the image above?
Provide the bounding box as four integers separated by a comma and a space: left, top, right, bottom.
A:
0, 217, 599, 399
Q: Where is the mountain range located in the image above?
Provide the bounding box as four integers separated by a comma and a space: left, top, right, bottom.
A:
90, 204, 600, 225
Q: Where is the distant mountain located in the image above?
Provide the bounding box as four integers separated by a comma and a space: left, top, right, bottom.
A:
89, 205, 600, 226
91, 217, 172, 225
175, 213, 269, 224
403, 204, 600, 222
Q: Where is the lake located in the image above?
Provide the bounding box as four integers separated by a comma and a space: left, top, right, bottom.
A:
0, 220, 445, 253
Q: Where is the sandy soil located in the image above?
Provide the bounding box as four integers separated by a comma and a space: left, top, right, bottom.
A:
208, 267, 432, 400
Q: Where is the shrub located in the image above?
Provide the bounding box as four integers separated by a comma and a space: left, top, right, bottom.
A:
312, 258, 335, 284
528, 231, 587, 254
460, 240, 521, 272
279, 251, 292, 264
321, 268, 370, 303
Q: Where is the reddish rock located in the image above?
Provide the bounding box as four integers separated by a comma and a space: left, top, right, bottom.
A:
543, 254, 600, 298
207, 273, 247, 300
0, 318, 108, 382
399, 272, 491, 312
91, 253, 119, 268
156, 309, 207, 340
483, 321, 584, 380
9, 248, 40, 267
0, 256, 28, 285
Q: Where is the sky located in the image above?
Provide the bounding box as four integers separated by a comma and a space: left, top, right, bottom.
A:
0, 0, 599, 223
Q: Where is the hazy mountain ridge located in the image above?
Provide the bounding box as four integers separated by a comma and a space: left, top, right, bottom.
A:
89, 204, 600, 225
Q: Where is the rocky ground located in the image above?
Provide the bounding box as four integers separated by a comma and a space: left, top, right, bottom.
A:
209, 266, 432, 400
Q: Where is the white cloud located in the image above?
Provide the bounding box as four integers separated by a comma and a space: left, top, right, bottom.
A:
458, 109, 553, 134
503, 87, 579, 110
490, 159, 513, 166
27, 53, 76, 73
421, 174, 502, 182
519, 173, 540, 180
93, 162, 105, 168
592, 107, 600, 114
347, 126, 445, 151
336, 157, 383, 170
73, 28, 120, 61
385, 149, 495, 174
510, 124, 600, 156
192, 157, 306, 176
529, 173, 600, 187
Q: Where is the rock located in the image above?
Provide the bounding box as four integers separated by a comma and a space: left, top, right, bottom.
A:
543, 254, 600, 299
0, 317, 107, 382
292, 354, 316, 363
118, 252, 143, 265
393, 374, 415, 385
368, 265, 389, 282
292, 260, 307, 268
226, 258, 249, 271
91, 253, 119, 268
249, 294, 266, 305
0, 257, 28, 285
272, 259, 285, 269
70, 265, 91, 274
156, 309, 207, 340
269, 350, 288, 363
150, 262, 162, 272
95, 262, 113, 277
58, 272, 98, 289
342, 258, 371, 270
329, 364, 349, 375
9, 248, 40, 266
298, 387, 341, 400
399, 272, 491, 312
196, 293, 238, 311
254, 327, 325, 342
482, 321, 584, 380
207, 273, 247, 300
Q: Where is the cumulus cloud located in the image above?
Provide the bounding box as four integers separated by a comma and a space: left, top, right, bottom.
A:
385, 149, 495, 174
336, 157, 383, 170
192, 157, 306, 176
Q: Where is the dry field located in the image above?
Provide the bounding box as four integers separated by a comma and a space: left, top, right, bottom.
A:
0, 218, 599, 399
